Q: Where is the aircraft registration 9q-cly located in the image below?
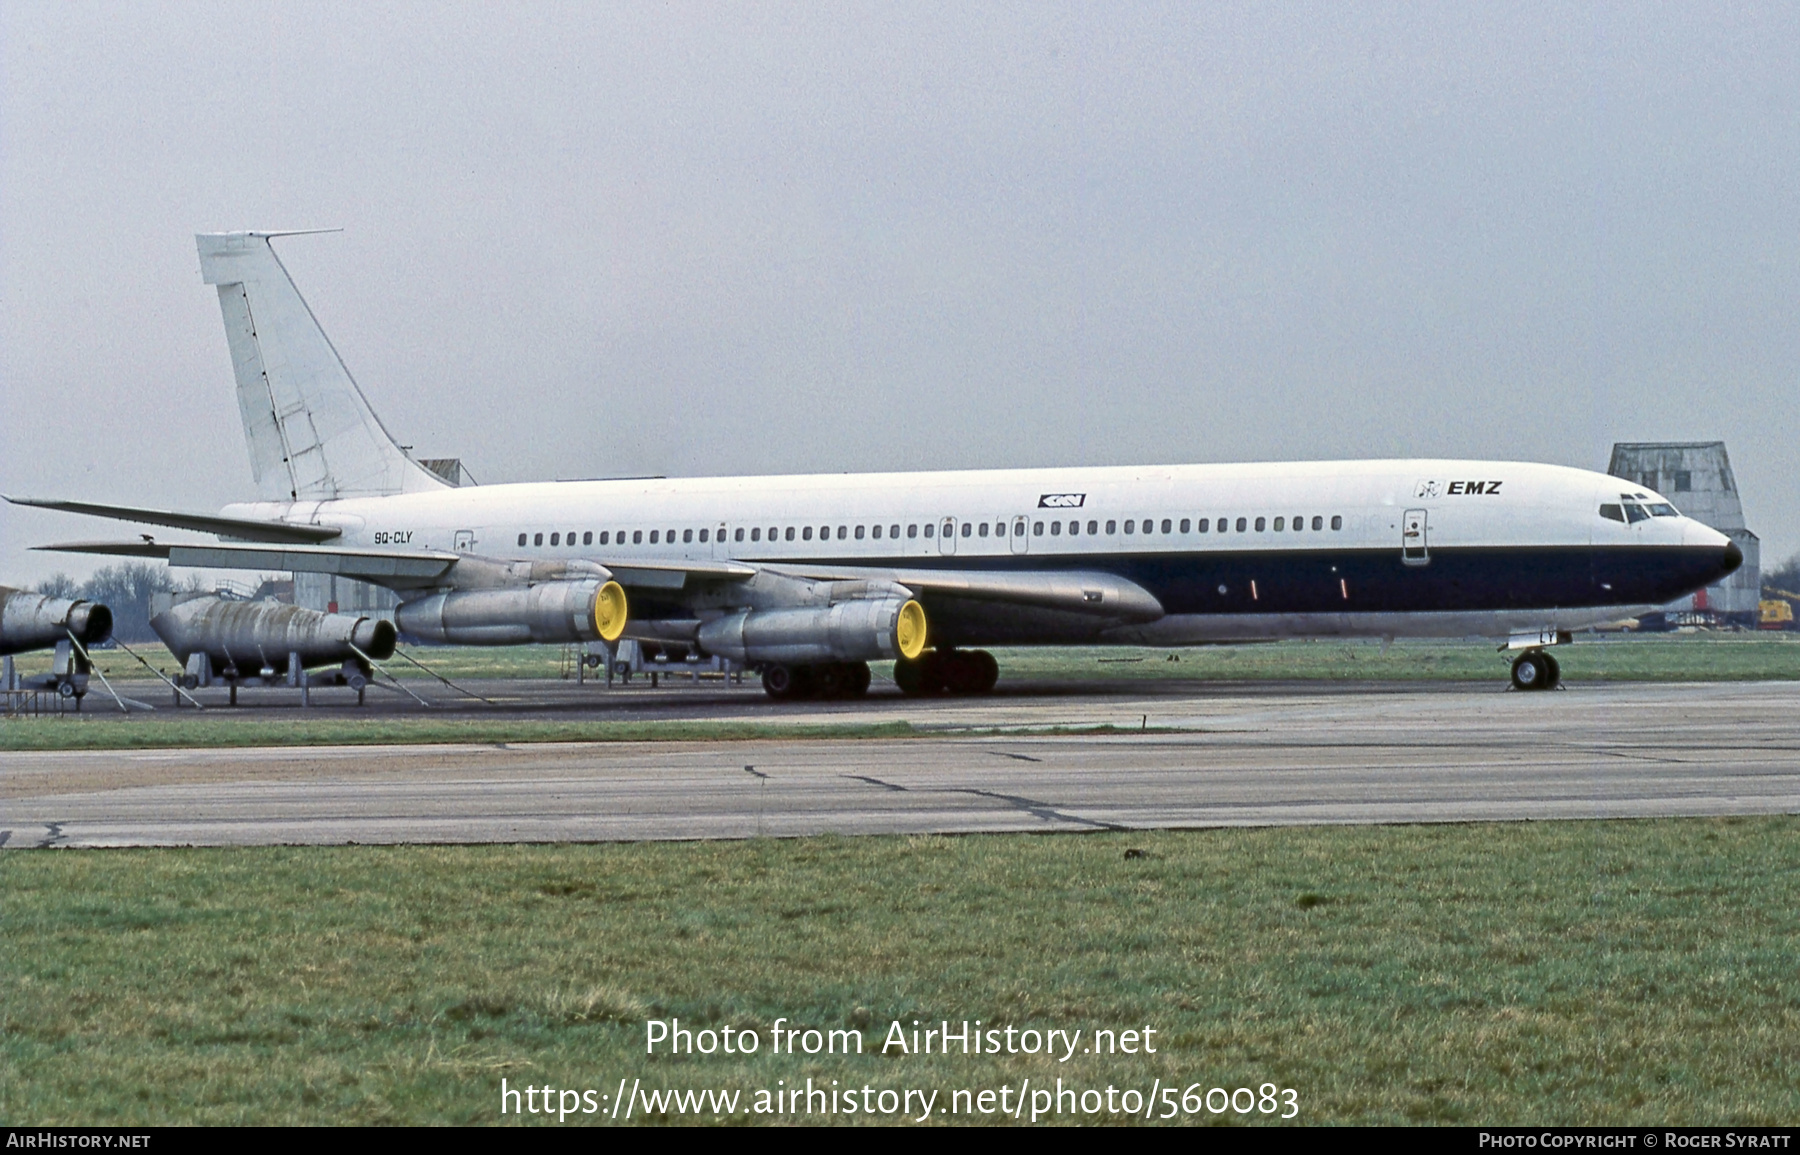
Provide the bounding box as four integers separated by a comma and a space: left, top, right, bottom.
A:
11, 231, 1741, 698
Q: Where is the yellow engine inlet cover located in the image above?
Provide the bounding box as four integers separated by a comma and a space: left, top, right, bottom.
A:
593, 581, 628, 642
895, 599, 928, 660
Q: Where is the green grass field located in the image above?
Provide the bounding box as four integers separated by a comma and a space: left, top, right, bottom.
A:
3, 818, 1797, 1125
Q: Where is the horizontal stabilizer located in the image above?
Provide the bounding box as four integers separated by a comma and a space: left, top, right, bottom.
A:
6, 495, 341, 543
37, 540, 459, 588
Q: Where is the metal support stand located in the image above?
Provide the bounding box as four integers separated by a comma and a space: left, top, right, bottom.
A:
2, 655, 13, 693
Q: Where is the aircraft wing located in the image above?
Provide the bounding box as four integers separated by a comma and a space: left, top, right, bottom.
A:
33, 536, 1158, 621
753, 563, 1165, 622
6, 496, 341, 544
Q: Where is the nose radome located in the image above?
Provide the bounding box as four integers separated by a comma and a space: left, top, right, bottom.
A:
1720, 541, 1743, 576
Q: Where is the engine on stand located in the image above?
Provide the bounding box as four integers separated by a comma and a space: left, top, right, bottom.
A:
0, 585, 113, 705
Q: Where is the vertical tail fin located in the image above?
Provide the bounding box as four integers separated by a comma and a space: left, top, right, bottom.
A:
196, 231, 446, 502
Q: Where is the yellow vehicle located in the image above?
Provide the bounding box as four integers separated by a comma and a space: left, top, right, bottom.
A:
1762, 590, 1799, 630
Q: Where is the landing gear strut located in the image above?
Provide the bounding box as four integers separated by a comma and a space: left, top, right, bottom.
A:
761, 661, 872, 701
1509, 649, 1561, 692
893, 648, 999, 697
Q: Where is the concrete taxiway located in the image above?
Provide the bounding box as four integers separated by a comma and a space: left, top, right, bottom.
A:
3, 681, 1796, 848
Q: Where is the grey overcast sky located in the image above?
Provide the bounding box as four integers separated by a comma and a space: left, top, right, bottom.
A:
3, 2, 1796, 586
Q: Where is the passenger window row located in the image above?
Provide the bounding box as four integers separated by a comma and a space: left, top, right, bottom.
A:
514, 514, 1345, 549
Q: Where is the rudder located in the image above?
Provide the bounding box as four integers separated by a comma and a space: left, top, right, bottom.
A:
197, 231, 446, 501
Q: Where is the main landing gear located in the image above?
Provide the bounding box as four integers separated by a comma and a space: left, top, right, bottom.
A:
761, 661, 873, 701
1509, 649, 1561, 692
892, 648, 999, 697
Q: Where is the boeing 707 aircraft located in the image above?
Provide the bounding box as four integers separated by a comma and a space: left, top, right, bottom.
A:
11, 232, 1741, 697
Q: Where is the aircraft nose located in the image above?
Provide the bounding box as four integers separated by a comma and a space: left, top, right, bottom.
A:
1720, 540, 1743, 577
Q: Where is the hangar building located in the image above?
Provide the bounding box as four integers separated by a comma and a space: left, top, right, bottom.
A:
1608, 441, 1761, 628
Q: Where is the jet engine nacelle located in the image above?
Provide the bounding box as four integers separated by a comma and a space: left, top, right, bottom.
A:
396, 580, 628, 646
0, 585, 113, 656
697, 597, 927, 666
149, 593, 396, 679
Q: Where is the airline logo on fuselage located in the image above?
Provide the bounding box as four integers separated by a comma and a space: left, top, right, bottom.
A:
1416, 479, 1502, 498
1038, 493, 1086, 508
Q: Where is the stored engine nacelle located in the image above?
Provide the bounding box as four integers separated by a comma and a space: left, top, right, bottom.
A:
396, 580, 628, 646
0, 585, 112, 656
149, 592, 396, 679
697, 597, 927, 666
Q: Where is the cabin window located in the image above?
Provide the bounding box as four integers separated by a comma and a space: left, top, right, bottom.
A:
1123, 520, 1135, 534
856, 525, 866, 540
1179, 518, 1190, 533
551, 532, 560, 546
1272, 518, 1284, 532
978, 522, 989, 538
649, 530, 659, 544
836, 525, 847, 540
1218, 518, 1228, 533
908, 524, 919, 538
747, 528, 758, 541
735, 528, 745, 542
1028, 521, 1039, 535
962, 522, 973, 538
1311, 516, 1322, 531
1088, 520, 1099, 535
1196, 519, 1208, 533
1600, 504, 1625, 522
534, 532, 544, 546
566, 529, 575, 543
678, 529, 688, 544
1106, 520, 1117, 534
632, 530, 642, 544
1157, 518, 1168, 534
667, 528, 676, 542
871, 525, 881, 539
581, 531, 591, 545
1050, 520, 1061, 535
1255, 517, 1266, 532
701, 529, 711, 543
803, 526, 814, 541
1067, 520, 1078, 536
518, 533, 527, 546
1330, 516, 1342, 530
1235, 518, 1247, 532
784, 527, 794, 541
599, 531, 610, 545
889, 524, 899, 538
923, 523, 933, 538
820, 525, 830, 539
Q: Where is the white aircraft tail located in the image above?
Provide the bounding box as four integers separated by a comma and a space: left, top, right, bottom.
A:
196, 231, 447, 502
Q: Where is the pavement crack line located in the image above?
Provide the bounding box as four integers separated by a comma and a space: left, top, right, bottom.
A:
838, 774, 1124, 830
989, 751, 1044, 762
842, 774, 909, 792
944, 788, 1128, 831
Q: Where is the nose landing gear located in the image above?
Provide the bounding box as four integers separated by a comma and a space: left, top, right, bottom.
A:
1509, 649, 1561, 691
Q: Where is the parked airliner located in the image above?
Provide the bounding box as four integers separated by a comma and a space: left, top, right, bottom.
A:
12, 232, 1741, 697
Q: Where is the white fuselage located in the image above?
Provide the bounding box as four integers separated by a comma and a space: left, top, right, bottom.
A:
223, 457, 1734, 645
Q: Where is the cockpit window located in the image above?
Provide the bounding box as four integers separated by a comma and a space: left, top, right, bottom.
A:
1623, 503, 1650, 524
1648, 503, 1679, 517
1599, 504, 1624, 522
